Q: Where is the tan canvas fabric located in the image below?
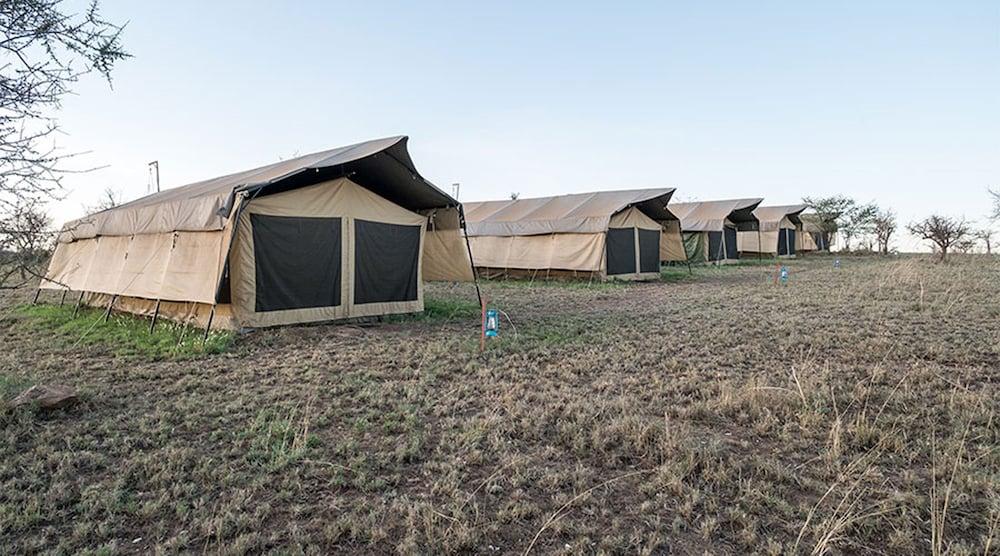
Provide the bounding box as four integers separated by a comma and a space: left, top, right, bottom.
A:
464, 189, 676, 237
468, 233, 605, 272
230, 178, 425, 328
608, 206, 661, 230
422, 206, 474, 281
423, 229, 474, 281
737, 230, 779, 254
42, 230, 227, 305
752, 204, 808, 232
40, 237, 97, 291
797, 230, 818, 251
659, 219, 686, 262
669, 199, 763, 232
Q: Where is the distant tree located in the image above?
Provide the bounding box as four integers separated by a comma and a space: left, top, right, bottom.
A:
0, 201, 53, 286
873, 208, 896, 254
974, 228, 995, 254
87, 187, 122, 213
906, 215, 971, 262
840, 202, 878, 252
509, 192, 520, 200
802, 195, 854, 249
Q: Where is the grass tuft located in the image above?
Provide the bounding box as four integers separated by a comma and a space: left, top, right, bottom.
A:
11, 304, 233, 360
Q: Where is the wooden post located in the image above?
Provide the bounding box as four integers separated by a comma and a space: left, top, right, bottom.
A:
202, 305, 216, 343
149, 300, 161, 334
757, 229, 762, 261
73, 292, 84, 317
479, 297, 487, 353
103, 295, 117, 322
60, 290, 68, 306
31, 289, 41, 304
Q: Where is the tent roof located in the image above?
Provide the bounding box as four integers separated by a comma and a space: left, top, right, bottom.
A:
668, 198, 763, 231
463, 188, 677, 237
753, 204, 809, 230
60, 136, 454, 241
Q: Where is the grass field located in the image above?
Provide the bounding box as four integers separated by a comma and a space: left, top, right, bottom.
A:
1, 254, 998, 554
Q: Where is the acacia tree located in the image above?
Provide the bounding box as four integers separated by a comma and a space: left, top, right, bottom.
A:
0, 0, 128, 286
86, 186, 121, 213
974, 228, 994, 254
802, 195, 853, 249
906, 215, 970, 262
840, 202, 878, 251
872, 208, 896, 254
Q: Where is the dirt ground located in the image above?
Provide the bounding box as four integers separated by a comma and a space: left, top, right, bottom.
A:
1, 254, 998, 555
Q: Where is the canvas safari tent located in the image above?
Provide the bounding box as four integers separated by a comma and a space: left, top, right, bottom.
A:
463, 189, 685, 281
798, 213, 835, 251
738, 204, 808, 257
669, 198, 762, 263
40, 136, 474, 330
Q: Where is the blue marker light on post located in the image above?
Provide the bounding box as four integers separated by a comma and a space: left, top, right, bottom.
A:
485, 308, 500, 338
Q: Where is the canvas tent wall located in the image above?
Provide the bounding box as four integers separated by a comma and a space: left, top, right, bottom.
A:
669, 199, 762, 263
463, 188, 683, 281
41, 136, 475, 330
798, 213, 835, 251
738, 204, 808, 257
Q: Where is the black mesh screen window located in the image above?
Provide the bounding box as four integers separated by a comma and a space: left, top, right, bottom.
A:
354, 219, 420, 304
606, 228, 636, 275
638, 229, 660, 273
252, 215, 342, 312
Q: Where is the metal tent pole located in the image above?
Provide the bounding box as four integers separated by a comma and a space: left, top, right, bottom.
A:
149, 300, 161, 333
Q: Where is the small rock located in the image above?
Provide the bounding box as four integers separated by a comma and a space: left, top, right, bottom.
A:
11, 384, 78, 411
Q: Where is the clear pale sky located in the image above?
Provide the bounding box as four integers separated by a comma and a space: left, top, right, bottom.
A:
51, 1, 999, 250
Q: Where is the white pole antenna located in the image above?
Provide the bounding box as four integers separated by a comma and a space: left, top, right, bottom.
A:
148, 161, 160, 193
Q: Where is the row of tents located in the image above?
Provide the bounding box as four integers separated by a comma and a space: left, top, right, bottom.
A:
40, 136, 835, 331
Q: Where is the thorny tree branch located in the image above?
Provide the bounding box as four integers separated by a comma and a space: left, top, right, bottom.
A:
0, 0, 129, 288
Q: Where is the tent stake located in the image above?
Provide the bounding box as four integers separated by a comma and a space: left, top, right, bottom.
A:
59, 290, 67, 306
149, 300, 161, 334
31, 289, 41, 304
103, 295, 118, 322
73, 292, 84, 317
203, 305, 216, 343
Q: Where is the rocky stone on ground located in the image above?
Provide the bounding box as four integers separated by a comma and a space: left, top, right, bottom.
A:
10, 384, 78, 410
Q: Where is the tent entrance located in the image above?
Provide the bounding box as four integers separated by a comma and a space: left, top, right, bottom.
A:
251, 214, 343, 312
606, 227, 660, 277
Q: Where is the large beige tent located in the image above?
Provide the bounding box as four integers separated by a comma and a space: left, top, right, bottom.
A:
669, 198, 762, 263
464, 189, 684, 281
798, 213, 835, 251
41, 136, 474, 330
738, 204, 808, 257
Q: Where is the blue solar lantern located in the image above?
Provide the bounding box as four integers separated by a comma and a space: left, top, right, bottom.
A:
834, 258, 841, 269
484, 309, 500, 338
779, 265, 789, 285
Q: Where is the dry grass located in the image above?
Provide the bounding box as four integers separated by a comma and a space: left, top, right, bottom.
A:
1, 254, 998, 554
